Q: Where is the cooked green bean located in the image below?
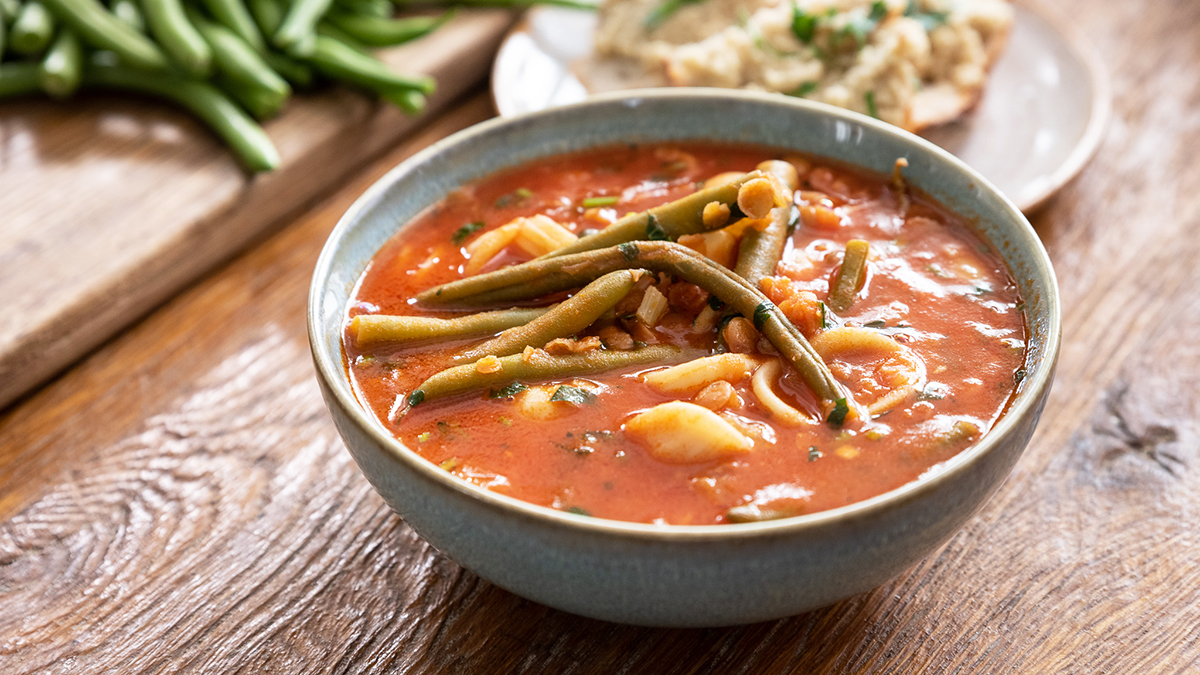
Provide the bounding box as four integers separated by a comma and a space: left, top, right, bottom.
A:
454, 270, 638, 364
39, 27, 81, 98
198, 0, 265, 52
9, 1, 55, 56
307, 34, 435, 94
83, 60, 279, 172
540, 172, 760, 259
109, 0, 145, 31
407, 345, 681, 407
272, 0, 331, 56
827, 239, 869, 312
43, 0, 169, 70
0, 62, 42, 97
141, 0, 212, 76
734, 205, 789, 288
189, 7, 289, 108
324, 10, 451, 46
352, 307, 550, 347
418, 241, 846, 406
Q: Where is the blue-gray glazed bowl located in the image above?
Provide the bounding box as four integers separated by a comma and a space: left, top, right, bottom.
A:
308, 89, 1060, 627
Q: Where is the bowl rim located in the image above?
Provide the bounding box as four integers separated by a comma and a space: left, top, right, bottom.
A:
309, 87, 1062, 542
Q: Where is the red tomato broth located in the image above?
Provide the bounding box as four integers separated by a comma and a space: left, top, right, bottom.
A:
344, 142, 1027, 525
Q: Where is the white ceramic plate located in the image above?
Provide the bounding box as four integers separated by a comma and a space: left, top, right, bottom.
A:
491, 1, 1110, 212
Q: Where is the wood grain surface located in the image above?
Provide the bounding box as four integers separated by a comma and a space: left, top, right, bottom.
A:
0, 9, 514, 411
2, 0, 1199, 671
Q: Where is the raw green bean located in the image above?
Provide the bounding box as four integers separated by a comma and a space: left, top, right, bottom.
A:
272, 0, 331, 56
315, 20, 369, 54
0, 62, 42, 97
382, 87, 424, 114
9, 1, 55, 56
198, 0, 264, 52
454, 270, 638, 364
407, 345, 680, 407
83, 60, 279, 172
540, 172, 760, 259
109, 0, 145, 31
418, 241, 847, 406
352, 307, 550, 347
216, 73, 284, 119
827, 239, 869, 312
0, 16, 6, 58
189, 7, 289, 106
0, 0, 20, 23
39, 27, 81, 98
141, 0, 212, 76
325, 10, 451, 46
396, 0, 596, 10
247, 0, 282, 34
263, 51, 313, 87
307, 34, 435, 94
734, 204, 790, 288
335, 0, 389, 18
43, 0, 169, 70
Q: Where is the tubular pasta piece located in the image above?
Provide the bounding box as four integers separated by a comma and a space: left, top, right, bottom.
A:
751, 359, 818, 426
641, 353, 763, 394
464, 223, 519, 274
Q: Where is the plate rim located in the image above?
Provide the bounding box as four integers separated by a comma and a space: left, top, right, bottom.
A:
489, 0, 1111, 213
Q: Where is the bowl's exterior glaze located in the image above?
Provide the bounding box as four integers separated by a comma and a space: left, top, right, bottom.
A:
309, 90, 1060, 627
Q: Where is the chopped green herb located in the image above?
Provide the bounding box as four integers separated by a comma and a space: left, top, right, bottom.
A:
407, 391, 425, 407
645, 214, 669, 241
865, 90, 880, 119
499, 416, 512, 426
550, 384, 596, 405
452, 221, 485, 245
493, 188, 533, 208
870, 1, 888, 21
808, 445, 822, 461
1014, 368, 1027, 385
716, 313, 737, 332
565, 506, 591, 516
752, 301, 774, 330
828, 397, 850, 427
490, 382, 528, 399
582, 196, 619, 208
618, 242, 640, 261
819, 301, 830, 328
789, 81, 820, 98
1015, 301, 1027, 312
417, 432, 432, 443
904, 0, 948, 31
708, 295, 725, 311
792, 6, 818, 42
644, 0, 704, 30
864, 319, 886, 328
838, 16, 875, 49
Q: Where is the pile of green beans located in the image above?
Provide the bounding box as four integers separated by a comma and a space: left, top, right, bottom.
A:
0, 0, 552, 171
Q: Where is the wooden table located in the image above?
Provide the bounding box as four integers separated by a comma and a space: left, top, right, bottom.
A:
2, 1, 1198, 671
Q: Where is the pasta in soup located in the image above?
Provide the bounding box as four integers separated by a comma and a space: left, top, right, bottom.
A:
344, 143, 1026, 525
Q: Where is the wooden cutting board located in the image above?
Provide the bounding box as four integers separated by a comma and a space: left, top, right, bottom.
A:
0, 9, 513, 410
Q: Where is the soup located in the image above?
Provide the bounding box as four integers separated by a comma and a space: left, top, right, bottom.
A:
344, 143, 1026, 525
